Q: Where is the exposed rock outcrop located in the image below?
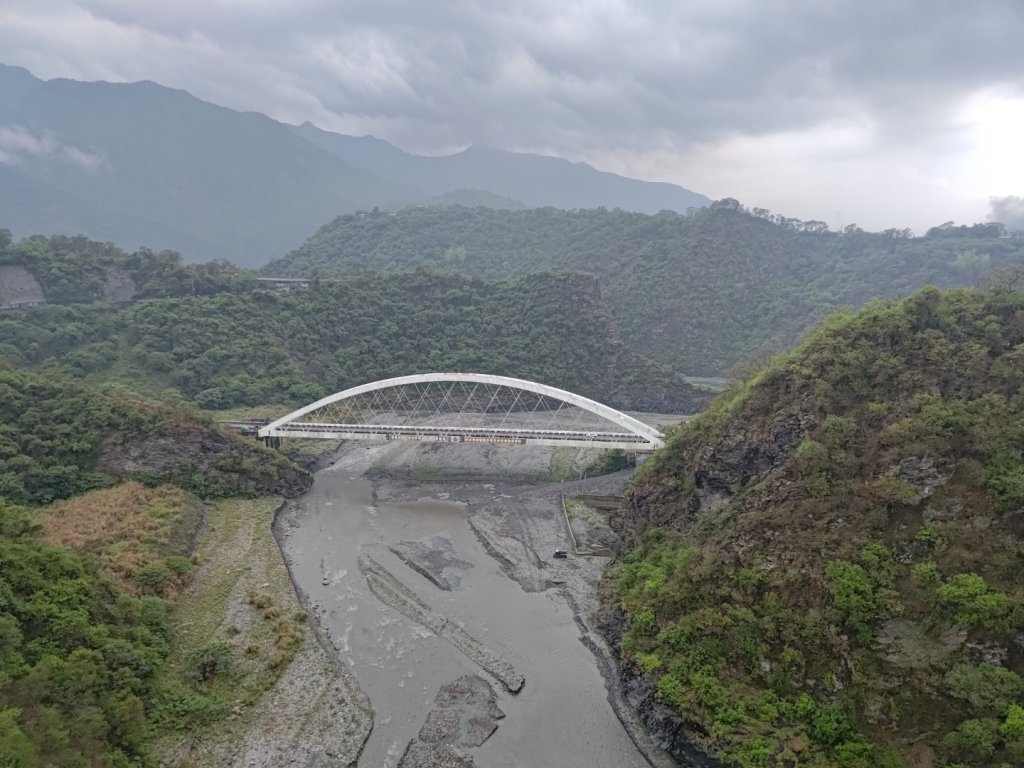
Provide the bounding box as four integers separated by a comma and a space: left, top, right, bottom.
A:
0, 264, 45, 308
98, 426, 311, 498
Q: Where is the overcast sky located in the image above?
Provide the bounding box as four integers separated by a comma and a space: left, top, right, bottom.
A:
2, 0, 1022, 232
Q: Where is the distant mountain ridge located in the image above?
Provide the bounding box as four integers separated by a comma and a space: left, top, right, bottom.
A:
291, 122, 710, 213
0, 63, 709, 265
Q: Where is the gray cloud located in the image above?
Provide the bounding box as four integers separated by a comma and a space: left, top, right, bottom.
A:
0, 0, 1021, 228
6, 1, 1020, 151
990, 196, 1024, 231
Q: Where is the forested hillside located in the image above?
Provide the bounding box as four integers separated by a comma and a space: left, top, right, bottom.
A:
0, 230, 253, 307
0, 64, 415, 265
0, 365, 308, 505
0, 234, 710, 412
292, 121, 710, 213
0, 364, 311, 765
267, 203, 1024, 374
606, 287, 1024, 767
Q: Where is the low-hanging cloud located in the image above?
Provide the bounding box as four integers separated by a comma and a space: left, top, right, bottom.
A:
0, 125, 106, 170
0, 125, 58, 164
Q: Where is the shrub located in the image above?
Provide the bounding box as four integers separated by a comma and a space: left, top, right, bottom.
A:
656, 672, 690, 710
1001, 703, 1024, 741
824, 559, 899, 643
913, 521, 946, 551
935, 573, 1019, 633
986, 464, 1024, 513
870, 475, 920, 506
164, 555, 194, 576
823, 415, 858, 450
942, 718, 1000, 760
943, 663, 1024, 716
631, 608, 656, 636
910, 560, 941, 596
185, 641, 234, 683
811, 703, 855, 746
133, 561, 170, 594
795, 440, 829, 476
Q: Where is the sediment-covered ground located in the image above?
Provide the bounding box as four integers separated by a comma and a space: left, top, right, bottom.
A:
273, 434, 682, 767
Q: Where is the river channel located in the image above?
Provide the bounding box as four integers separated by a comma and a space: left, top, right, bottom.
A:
277, 440, 652, 767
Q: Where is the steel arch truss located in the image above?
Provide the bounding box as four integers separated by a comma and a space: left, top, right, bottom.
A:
257, 373, 664, 450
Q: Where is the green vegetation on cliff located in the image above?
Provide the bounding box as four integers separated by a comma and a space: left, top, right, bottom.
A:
0, 503, 174, 767
265, 203, 1024, 374
611, 287, 1024, 767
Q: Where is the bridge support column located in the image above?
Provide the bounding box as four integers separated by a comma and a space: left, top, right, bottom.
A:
262, 436, 281, 449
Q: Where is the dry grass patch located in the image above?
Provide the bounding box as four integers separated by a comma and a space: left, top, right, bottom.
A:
37, 481, 203, 594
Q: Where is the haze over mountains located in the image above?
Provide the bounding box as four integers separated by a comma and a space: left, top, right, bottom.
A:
0, 64, 709, 266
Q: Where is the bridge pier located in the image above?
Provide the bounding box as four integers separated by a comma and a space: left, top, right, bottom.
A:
262, 435, 281, 449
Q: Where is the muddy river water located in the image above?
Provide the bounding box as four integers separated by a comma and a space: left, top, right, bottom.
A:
278, 441, 652, 767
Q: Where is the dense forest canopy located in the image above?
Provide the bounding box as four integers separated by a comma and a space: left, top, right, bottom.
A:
0, 364, 307, 505
0, 234, 710, 413
610, 286, 1024, 767
265, 202, 1024, 375
0, 230, 254, 305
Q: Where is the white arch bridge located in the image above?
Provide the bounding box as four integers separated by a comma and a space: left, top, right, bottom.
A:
256, 373, 665, 451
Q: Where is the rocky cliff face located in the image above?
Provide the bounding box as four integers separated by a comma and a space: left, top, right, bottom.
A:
0, 264, 44, 307
98, 421, 310, 498
596, 604, 727, 768
605, 288, 1024, 768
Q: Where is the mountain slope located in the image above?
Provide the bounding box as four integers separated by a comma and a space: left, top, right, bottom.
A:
0, 64, 419, 265
0, 362, 313, 766
0, 64, 710, 266
292, 121, 710, 212
0, 234, 711, 413
605, 287, 1024, 767
265, 203, 1024, 375
0, 363, 309, 505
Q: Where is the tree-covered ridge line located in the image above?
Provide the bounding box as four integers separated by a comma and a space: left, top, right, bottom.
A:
608, 287, 1024, 767
0, 364, 309, 505
0, 229, 255, 307
0, 248, 711, 412
265, 202, 1024, 375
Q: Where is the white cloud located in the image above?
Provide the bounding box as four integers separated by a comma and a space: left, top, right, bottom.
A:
0, 125, 106, 170
0, 125, 57, 164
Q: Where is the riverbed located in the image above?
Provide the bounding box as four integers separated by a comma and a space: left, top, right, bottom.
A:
276, 439, 662, 767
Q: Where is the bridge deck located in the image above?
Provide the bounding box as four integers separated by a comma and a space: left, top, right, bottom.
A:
262, 422, 655, 450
